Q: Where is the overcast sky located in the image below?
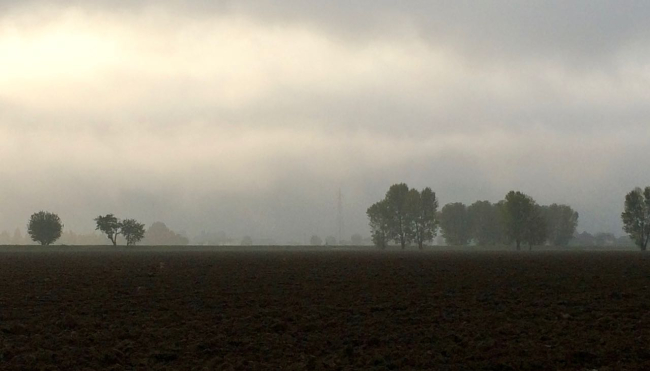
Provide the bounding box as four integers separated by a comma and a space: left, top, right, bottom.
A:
1, 1, 649, 241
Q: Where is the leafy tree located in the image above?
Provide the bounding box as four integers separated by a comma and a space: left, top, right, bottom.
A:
350, 233, 363, 245
121, 219, 146, 246
27, 211, 63, 245
502, 191, 546, 250
95, 214, 121, 246
621, 187, 650, 251
406, 187, 439, 250
439, 202, 471, 246
385, 183, 411, 249
542, 204, 579, 246
467, 201, 504, 246
367, 200, 390, 249
524, 205, 548, 250
310, 235, 322, 246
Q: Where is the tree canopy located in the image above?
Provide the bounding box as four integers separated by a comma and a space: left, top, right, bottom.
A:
27, 211, 63, 246
121, 219, 146, 246
542, 204, 579, 246
367, 184, 438, 249
467, 200, 504, 246
384, 183, 411, 249
501, 191, 547, 250
95, 214, 121, 246
439, 202, 471, 246
95, 214, 146, 246
406, 187, 439, 250
367, 200, 390, 249
621, 187, 650, 251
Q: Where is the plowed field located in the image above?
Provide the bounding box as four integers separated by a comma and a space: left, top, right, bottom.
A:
1, 250, 649, 370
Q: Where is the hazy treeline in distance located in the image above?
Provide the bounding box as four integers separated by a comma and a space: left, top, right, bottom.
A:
3, 185, 648, 248
368, 183, 644, 250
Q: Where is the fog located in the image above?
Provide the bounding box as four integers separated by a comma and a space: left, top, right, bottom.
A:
1, 1, 649, 242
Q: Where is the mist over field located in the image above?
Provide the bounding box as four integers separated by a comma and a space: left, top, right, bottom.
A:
1, 1, 650, 242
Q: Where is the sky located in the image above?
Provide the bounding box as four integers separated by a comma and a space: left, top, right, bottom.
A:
1, 1, 649, 242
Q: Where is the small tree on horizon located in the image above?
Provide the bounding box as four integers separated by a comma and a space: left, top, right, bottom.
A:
524, 204, 548, 250
406, 187, 439, 250
95, 214, 122, 245
27, 211, 63, 246
367, 200, 390, 249
385, 183, 411, 249
502, 191, 546, 250
121, 219, 146, 246
468, 200, 504, 246
621, 187, 650, 251
542, 204, 579, 246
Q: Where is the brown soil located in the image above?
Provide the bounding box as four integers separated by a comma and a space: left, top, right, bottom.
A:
1, 250, 649, 370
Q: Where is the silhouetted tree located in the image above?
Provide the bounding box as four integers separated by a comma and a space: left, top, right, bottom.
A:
621, 187, 650, 251
95, 214, 121, 246
310, 235, 322, 246
406, 187, 439, 250
542, 204, 579, 246
439, 202, 471, 246
367, 200, 390, 249
524, 205, 548, 250
27, 211, 63, 245
385, 183, 411, 249
502, 191, 545, 250
121, 219, 145, 246
468, 200, 504, 245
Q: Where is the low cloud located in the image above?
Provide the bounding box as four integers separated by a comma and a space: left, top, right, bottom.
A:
1, 1, 649, 239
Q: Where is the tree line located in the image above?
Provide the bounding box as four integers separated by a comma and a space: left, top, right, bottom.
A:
439, 195, 579, 249
24, 212, 148, 246
12, 185, 650, 250
367, 184, 580, 250
368, 184, 650, 251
